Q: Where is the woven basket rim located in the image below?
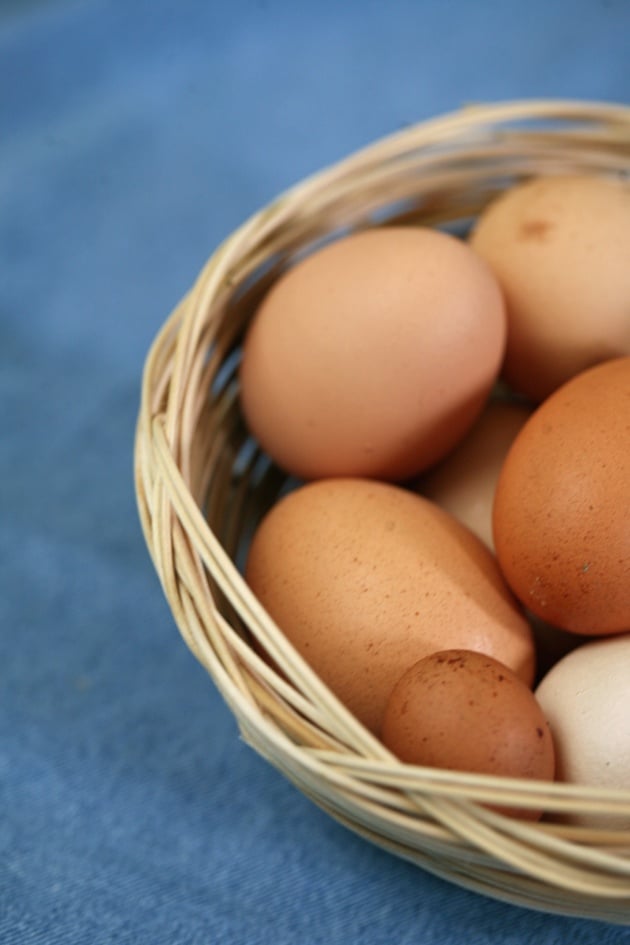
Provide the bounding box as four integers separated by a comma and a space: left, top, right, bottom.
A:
134, 98, 630, 922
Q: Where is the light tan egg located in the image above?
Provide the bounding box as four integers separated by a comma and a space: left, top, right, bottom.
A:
246, 478, 535, 734
470, 174, 630, 402
240, 226, 506, 481
418, 400, 531, 549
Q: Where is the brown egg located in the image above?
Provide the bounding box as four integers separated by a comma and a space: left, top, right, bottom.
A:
246, 478, 535, 734
470, 174, 630, 402
240, 226, 506, 481
418, 400, 531, 549
382, 649, 555, 819
493, 357, 630, 636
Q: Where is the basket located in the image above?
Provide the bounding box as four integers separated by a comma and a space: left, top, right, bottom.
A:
134, 99, 630, 923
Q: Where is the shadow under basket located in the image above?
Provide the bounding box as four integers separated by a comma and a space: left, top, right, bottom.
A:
134, 99, 630, 923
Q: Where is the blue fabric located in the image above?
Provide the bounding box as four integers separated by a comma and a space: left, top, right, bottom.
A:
2, 1, 629, 942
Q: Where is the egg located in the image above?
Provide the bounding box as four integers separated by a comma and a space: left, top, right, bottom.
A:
535, 634, 630, 828
382, 649, 555, 819
417, 400, 531, 549
246, 478, 535, 733
493, 357, 630, 636
239, 226, 506, 481
470, 174, 630, 402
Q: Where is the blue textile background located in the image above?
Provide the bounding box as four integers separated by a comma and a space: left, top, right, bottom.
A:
2, 1, 629, 942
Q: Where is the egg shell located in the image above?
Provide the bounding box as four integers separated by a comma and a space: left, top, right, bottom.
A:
535, 634, 630, 828
470, 174, 630, 402
245, 478, 535, 734
239, 226, 506, 481
493, 356, 630, 636
382, 649, 555, 819
418, 399, 531, 549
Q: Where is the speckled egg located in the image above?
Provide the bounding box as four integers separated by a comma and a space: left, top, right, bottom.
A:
382, 649, 555, 819
246, 478, 535, 734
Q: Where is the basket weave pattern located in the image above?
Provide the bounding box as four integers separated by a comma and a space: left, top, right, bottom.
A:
135, 100, 630, 922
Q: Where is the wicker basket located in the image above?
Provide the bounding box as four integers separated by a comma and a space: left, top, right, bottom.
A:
134, 100, 630, 923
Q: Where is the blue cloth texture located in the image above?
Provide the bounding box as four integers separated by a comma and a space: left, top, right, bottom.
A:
1, 1, 629, 942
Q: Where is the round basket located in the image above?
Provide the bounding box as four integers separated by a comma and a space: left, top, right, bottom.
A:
134, 99, 630, 923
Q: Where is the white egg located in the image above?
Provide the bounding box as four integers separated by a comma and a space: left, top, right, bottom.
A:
535, 634, 630, 828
